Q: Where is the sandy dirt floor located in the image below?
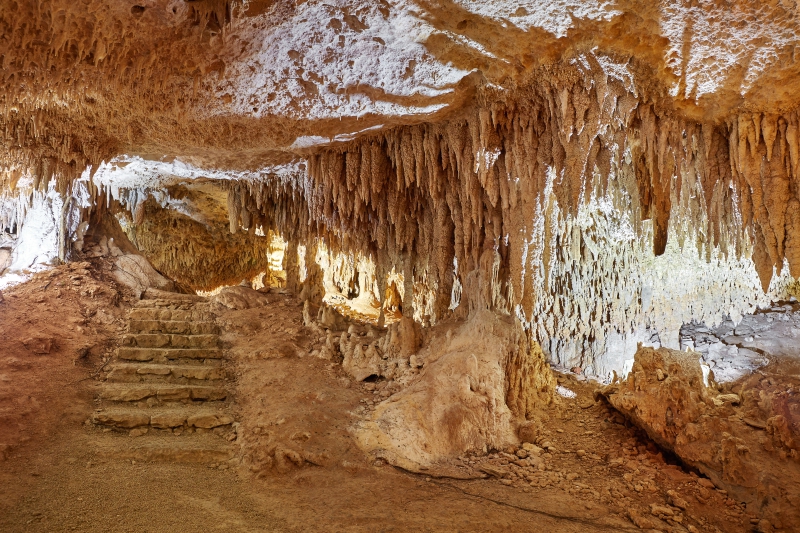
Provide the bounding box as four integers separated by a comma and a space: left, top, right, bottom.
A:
0, 264, 764, 532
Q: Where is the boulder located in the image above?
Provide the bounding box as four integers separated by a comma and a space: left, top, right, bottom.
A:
355, 310, 552, 471
209, 285, 270, 311
601, 346, 800, 528
112, 253, 175, 295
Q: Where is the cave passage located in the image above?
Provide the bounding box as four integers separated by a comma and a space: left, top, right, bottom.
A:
1, 1, 799, 532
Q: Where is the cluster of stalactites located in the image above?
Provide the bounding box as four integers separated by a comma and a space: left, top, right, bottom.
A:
0, 162, 101, 241
0, 147, 102, 199
728, 113, 800, 289
225, 66, 800, 326
120, 196, 272, 291
0, 187, 30, 239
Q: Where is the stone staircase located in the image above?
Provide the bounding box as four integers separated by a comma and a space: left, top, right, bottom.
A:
90, 290, 236, 464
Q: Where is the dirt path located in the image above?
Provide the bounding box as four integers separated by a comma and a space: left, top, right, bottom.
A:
0, 414, 637, 533
0, 428, 634, 533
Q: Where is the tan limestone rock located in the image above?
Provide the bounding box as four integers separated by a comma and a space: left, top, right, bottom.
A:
601, 346, 800, 526
355, 310, 552, 471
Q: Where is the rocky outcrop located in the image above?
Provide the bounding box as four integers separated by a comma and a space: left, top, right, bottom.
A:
356, 310, 554, 471
112, 253, 175, 296
120, 194, 273, 292
600, 346, 800, 529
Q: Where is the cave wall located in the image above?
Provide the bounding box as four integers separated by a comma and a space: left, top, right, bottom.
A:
2, 1, 800, 380
0, 172, 91, 286
222, 57, 800, 379
119, 197, 273, 291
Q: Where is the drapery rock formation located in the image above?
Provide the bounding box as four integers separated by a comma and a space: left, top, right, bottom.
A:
356, 309, 554, 471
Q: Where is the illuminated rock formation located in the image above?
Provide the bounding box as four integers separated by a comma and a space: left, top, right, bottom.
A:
2, 0, 800, 413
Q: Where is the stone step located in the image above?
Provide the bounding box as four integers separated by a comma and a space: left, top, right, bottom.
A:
134, 299, 211, 311
98, 384, 228, 402
142, 288, 206, 302
92, 433, 234, 464
128, 308, 214, 322
128, 320, 218, 335
122, 333, 219, 349
106, 363, 225, 383
117, 347, 223, 362
93, 407, 234, 429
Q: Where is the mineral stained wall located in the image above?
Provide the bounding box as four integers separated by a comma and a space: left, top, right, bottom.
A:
2, 0, 800, 378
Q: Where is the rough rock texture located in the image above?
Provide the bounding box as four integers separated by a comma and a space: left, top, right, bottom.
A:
2, 0, 799, 173
3, 2, 800, 380
356, 309, 554, 470
680, 300, 800, 383
601, 346, 800, 529
209, 285, 270, 311
119, 187, 273, 291
221, 74, 800, 377
10, 4, 800, 524
0, 182, 86, 287
337, 316, 421, 382
111, 253, 175, 295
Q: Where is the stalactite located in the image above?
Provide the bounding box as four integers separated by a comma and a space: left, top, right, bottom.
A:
215, 57, 800, 379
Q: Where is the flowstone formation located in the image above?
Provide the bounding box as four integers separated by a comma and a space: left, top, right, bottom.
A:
355, 309, 554, 472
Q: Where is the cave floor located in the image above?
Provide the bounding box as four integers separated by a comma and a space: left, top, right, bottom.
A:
0, 429, 639, 533
0, 262, 758, 532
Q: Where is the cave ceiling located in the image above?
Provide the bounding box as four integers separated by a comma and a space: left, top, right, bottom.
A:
2, 0, 799, 176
